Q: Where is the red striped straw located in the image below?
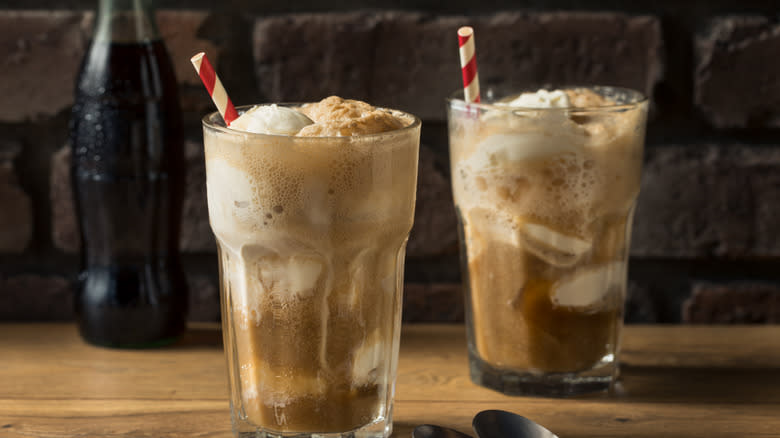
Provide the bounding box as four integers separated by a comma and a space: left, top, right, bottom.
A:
190, 52, 239, 126
458, 26, 481, 103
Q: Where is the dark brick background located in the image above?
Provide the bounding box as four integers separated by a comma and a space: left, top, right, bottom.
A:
2, 2, 780, 324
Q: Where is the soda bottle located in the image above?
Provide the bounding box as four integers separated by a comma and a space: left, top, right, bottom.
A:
69, 0, 188, 347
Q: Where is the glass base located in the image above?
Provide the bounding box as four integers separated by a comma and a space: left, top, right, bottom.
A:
469, 353, 617, 397
232, 408, 392, 438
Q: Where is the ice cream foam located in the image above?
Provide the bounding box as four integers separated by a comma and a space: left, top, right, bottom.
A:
455, 144, 603, 238
495, 87, 612, 109
230, 104, 314, 135
552, 262, 626, 308
297, 96, 410, 137
225, 96, 413, 137
205, 97, 416, 243
452, 87, 646, 237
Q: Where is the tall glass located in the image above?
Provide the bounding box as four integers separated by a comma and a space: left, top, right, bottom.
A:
203, 106, 421, 437
447, 87, 648, 396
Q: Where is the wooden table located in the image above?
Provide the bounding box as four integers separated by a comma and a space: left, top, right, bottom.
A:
1, 324, 779, 437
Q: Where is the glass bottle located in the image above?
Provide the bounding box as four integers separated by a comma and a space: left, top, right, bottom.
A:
69, 0, 188, 347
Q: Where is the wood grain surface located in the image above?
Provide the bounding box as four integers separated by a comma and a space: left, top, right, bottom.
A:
1, 324, 779, 438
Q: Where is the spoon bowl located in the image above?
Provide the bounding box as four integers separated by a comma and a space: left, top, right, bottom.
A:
473, 409, 559, 438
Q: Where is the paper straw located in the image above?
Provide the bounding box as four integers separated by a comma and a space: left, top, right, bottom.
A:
458, 26, 481, 103
190, 52, 239, 126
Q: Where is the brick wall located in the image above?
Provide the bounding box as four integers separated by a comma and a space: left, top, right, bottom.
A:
2, 2, 780, 324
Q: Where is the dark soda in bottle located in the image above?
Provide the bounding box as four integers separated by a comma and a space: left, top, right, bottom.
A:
69, 0, 188, 347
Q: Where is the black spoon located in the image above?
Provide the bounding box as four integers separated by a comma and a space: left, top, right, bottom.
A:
412, 410, 558, 438
413, 424, 474, 438
472, 409, 559, 438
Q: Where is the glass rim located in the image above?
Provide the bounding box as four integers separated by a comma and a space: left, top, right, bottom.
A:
447, 85, 649, 113
202, 103, 422, 140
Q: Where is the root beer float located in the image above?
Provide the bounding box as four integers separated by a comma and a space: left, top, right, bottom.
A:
448, 86, 647, 394
203, 96, 420, 435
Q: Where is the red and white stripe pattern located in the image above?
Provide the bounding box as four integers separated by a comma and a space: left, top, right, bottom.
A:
191, 52, 239, 126
458, 26, 481, 103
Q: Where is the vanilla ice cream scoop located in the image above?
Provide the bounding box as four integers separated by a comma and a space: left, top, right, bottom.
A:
230, 104, 314, 135
504, 89, 571, 108
519, 223, 592, 268
552, 262, 626, 308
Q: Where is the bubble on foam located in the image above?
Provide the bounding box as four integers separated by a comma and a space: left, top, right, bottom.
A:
301, 178, 332, 225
